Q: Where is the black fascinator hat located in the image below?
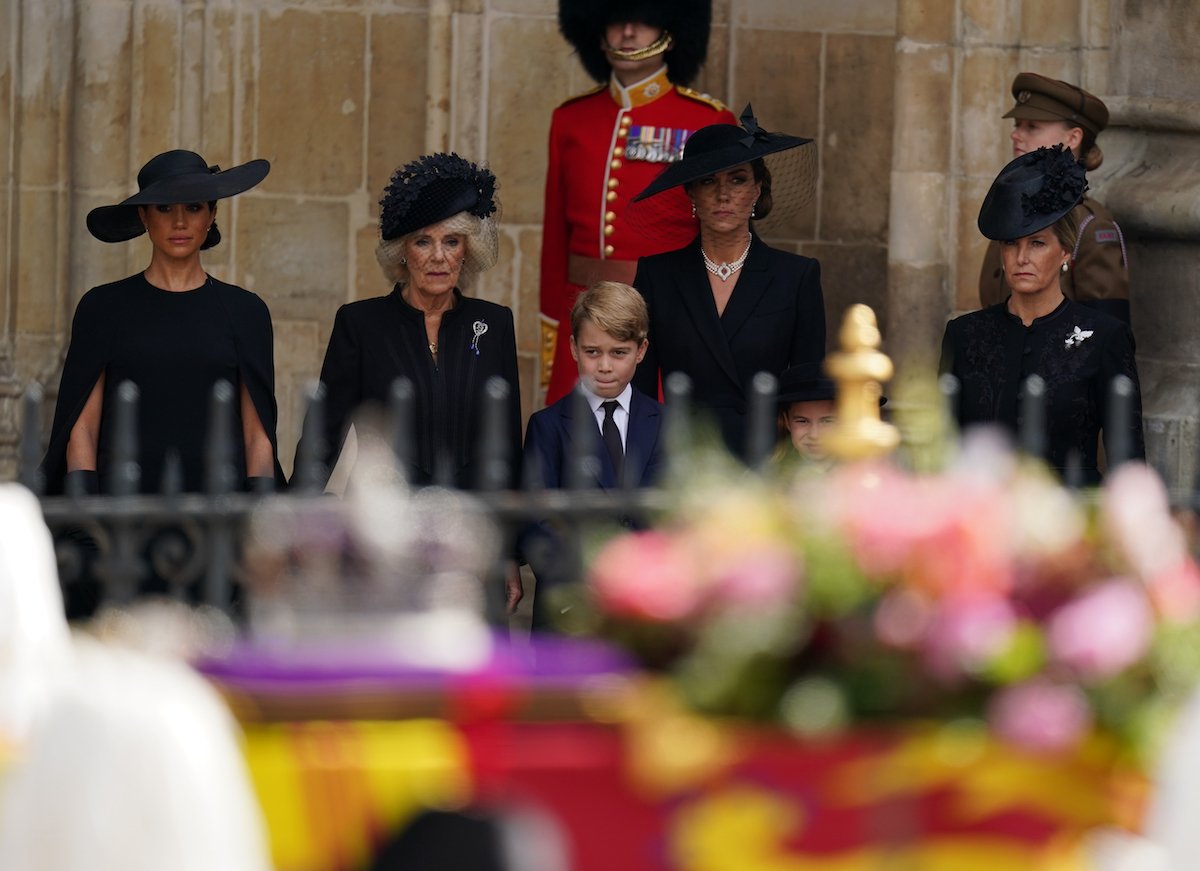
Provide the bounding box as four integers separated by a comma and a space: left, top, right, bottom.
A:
379, 153, 498, 241
559, 0, 712, 85
86, 150, 269, 244
977, 144, 1088, 241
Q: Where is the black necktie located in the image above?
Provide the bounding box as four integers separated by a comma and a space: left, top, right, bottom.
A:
600, 400, 624, 482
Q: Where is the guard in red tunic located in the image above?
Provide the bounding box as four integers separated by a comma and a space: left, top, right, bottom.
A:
540, 0, 736, 404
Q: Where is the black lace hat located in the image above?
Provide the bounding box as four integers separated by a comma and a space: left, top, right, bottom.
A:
379, 153, 497, 241
86, 150, 269, 243
977, 144, 1088, 241
559, 0, 712, 85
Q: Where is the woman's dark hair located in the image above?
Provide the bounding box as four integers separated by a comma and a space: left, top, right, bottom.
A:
750, 158, 773, 222
200, 200, 220, 250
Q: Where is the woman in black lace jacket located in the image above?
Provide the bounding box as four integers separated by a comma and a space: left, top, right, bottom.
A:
940, 145, 1144, 484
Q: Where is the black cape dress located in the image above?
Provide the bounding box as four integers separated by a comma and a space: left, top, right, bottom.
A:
940, 297, 1145, 484
41, 273, 285, 494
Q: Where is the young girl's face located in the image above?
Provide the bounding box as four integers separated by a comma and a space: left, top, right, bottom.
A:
783, 399, 836, 459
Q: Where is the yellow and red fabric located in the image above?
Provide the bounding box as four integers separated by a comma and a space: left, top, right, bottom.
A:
241, 714, 1143, 871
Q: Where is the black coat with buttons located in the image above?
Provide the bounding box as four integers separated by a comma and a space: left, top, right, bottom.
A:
939, 298, 1144, 484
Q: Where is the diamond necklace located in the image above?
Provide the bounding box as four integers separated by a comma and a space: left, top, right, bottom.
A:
700, 236, 752, 281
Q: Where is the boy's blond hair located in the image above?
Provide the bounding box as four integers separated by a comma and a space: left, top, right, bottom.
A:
570, 281, 648, 344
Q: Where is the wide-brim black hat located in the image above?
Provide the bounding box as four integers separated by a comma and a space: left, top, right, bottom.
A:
86, 150, 269, 243
633, 105, 812, 202
776, 361, 886, 407
559, 0, 712, 85
977, 144, 1088, 241
379, 153, 498, 241
777, 362, 836, 405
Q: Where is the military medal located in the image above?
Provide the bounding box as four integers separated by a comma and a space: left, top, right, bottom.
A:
625, 126, 692, 163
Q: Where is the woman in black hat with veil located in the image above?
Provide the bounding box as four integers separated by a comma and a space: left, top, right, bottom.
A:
941, 144, 1144, 484
296, 153, 521, 495
629, 106, 826, 457
295, 152, 523, 613
41, 149, 284, 495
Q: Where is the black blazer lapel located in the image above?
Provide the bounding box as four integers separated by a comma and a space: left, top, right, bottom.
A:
667, 242, 742, 389
718, 238, 773, 345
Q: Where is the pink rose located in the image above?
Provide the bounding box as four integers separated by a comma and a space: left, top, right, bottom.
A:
711, 545, 801, 611
1147, 561, 1200, 623
873, 589, 932, 649
1103, 464, 1188, 580
988, 679, 1093, 753
825, 465, 1014, 598
1047, 579, 1153, 680
921, 595, 1017, 680
588, 531, 705, 623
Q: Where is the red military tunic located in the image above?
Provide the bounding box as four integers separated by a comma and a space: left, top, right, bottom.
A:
539, 66, 736, 404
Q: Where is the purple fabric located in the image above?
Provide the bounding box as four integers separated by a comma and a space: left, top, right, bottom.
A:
195, 631, 632, 695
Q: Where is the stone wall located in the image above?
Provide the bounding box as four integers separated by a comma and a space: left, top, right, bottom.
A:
2, 0, 1196, 489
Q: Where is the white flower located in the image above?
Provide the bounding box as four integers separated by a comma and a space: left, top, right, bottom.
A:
1064, 325, 1094, 349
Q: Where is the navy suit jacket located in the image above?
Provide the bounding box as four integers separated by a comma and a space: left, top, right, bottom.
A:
523, 386, 664, 490
521, 387, 664, 625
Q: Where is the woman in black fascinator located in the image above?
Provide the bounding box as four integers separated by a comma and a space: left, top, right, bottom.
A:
940, 144, 1144, 484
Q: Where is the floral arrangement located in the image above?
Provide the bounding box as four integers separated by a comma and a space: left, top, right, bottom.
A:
569, 433, 1200, 758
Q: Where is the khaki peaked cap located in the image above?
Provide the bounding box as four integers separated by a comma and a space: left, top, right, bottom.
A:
1002, 72, 1109, 136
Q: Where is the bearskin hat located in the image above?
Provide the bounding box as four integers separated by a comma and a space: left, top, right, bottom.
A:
558, 0, 712, 86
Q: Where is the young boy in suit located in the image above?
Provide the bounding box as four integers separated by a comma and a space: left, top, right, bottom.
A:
522, 281, 665, 627
525, 281, 665, 490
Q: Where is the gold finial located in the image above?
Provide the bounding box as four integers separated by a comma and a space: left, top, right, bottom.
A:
822, 305, 899, 461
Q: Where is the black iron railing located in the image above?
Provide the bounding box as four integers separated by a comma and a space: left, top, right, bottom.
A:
14, 371, 1162, 622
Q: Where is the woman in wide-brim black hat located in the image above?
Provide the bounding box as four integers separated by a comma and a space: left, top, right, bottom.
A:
293, 152, 523, 611
940, 144, 1144, 484
41, 149, 285, 496
628, 105, 827, 458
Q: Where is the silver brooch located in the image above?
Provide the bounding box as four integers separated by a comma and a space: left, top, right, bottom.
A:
1064, 325, 1094, 349
470, 320, 488, 356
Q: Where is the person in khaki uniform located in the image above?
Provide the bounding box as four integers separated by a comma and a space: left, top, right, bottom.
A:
979, 73, 1131, 324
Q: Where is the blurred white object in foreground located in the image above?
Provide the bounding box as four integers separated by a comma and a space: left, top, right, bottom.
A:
0, 484, 72, 742
0, 483, 272, 871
